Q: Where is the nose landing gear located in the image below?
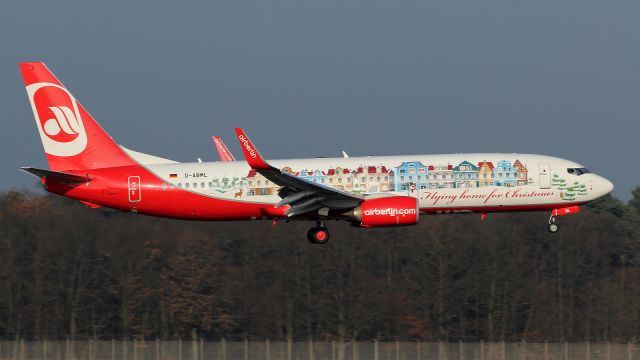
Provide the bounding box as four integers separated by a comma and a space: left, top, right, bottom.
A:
548, 215, 559, 233
307, 220, 330, 244
547, 206, 581, 233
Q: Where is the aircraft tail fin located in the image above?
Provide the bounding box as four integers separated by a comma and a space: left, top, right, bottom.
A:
19, 62, 137, 171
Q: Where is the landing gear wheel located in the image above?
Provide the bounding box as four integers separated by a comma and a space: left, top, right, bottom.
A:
307, 226, 330, 244
548, 215, 559, 233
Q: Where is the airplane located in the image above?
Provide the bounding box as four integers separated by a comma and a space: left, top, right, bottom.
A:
212, 136, 236, 162
19, 62, 614, 244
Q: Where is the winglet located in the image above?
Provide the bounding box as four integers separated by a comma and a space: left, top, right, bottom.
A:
212, 136, 236, 161
234, 128, 271, 170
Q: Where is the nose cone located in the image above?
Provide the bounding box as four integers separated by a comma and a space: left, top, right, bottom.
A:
598, 176, 614, 197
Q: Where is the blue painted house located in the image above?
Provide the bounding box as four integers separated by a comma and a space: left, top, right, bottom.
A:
297, 169, 329, 186
453, 161, 479, 188
393, 161, 428, 192
493, 160, 517, 187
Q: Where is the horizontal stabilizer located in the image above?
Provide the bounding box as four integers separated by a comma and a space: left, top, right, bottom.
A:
20, 167, 89, 183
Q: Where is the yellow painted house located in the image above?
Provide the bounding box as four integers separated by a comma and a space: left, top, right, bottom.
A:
477, 161, 495, 187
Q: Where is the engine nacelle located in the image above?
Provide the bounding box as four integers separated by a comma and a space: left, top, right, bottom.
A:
347, 196, 419, 227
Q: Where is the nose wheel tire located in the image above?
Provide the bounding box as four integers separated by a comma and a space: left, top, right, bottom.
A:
548, 215, 559, 233
307, 226, 330, 244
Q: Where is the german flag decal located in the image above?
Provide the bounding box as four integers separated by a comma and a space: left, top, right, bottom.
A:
169, 174, 178, 179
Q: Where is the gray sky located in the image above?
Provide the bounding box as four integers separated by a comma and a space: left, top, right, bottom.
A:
1, 0, 638, 200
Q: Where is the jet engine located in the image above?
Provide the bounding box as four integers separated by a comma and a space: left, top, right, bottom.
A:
345, 196, 419, 227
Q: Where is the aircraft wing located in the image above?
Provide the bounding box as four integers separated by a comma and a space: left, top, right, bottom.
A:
212, 136, 236, 161
234, 128, 363, 218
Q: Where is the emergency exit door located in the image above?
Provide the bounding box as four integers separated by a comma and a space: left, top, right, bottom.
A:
128, 176, 141, 202
539, 163, 551, 189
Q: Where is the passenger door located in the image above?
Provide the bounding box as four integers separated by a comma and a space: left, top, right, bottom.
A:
539, 163, 551, 189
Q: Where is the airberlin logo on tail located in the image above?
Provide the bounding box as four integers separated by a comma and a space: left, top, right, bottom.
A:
43, 106, 80, 139
238, 134, 257, 159
26, 82, 87, 157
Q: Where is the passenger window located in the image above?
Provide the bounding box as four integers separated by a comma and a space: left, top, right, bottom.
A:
193, 182, 197, 188
178, 183, 183, 188
161, 184, 167, 190
201, 182, 205, 188
185, 183, 190, 189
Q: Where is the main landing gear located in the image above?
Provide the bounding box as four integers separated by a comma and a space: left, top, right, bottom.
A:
548, 215, 559, 233
307, 220, 330, 244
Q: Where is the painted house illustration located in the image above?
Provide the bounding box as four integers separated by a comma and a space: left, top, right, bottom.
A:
394, 161, 428, 191
453, 161, 479, 188
298, 169, 328, 186
326, 167, 355, 191
477, 161, 495, 187
493, 160, 517, 187
209, 177, 223, 191
428, 165, 455, 189
210, 176, 245, 192
513, 160, 529, 186
355, 166, 391, 193
246, 170, 280, 196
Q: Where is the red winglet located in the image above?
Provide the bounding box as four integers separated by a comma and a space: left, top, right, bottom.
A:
234, 128, 271, 170
212, 136, 236, 161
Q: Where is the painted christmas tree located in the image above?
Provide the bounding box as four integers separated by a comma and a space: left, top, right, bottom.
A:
551, 174, 567, 189
551, 174, 574, 200
551, 174, 589, 200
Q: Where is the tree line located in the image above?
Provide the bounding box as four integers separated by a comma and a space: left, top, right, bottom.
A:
0, 188, 639, 342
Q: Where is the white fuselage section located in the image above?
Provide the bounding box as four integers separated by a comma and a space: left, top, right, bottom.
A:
144, 153, 613, 211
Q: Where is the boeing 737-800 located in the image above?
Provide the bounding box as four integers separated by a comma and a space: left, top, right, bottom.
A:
19, 62, 614, 243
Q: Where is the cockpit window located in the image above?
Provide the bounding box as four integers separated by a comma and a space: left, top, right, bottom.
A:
567, 168, 591, 176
